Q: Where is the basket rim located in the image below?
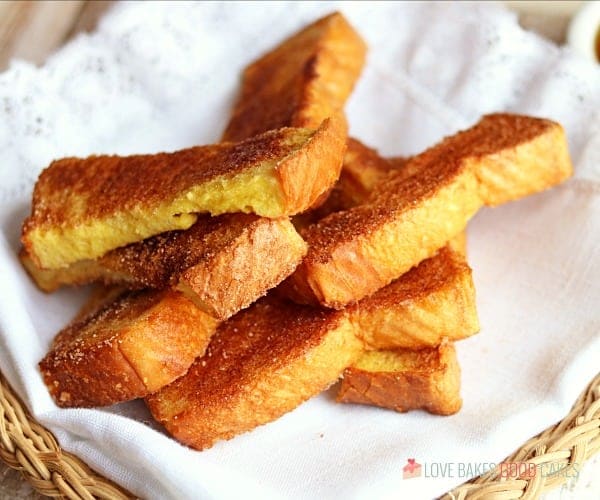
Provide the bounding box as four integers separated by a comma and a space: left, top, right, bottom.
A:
1, 369, 599, 499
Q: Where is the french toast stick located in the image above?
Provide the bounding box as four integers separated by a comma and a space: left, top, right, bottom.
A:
294, 140, 478, 348
292, 138, 407, 229
40, 289, 219, 407
146, 246, 474, 449
222, 12, 366, 141
22, 117, 346, 269
21, 214, 307, 320
350, 243, 478, 350
337, 341, 462, 415
293, 138, 405, 228
146, 295, 363, 450
283, 114, 573, 308
338, 138, 406, 207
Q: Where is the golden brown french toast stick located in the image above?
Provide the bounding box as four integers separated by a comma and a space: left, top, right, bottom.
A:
338, 138, 406, 206
22, 117, 345, 269
293, 141, 478, 348
222, 12, 366, 141
337, 341, 462, 415
350, 244, 478, 350
146, 295, 363, 450
21, 214, 306, 321
40, 289, 219, 407
284, 113, 572, 308
292, 138, 404, 229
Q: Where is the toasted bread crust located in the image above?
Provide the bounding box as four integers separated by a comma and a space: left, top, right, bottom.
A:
174, 216, 307, 319
339, 139, 402, 205
283, 169, 480, 308
40, 289, 219, 407
23, 118, 345, 269
27, 128, 304, 227
350, 244, 479, 349
337, 342, 462, 415
294, 139, 402, 229
222, 12, 366, 141
146, 295, 362, 450
284, 114, 572, 308
21, 215, 307, 320
293, 138, 408, 229
276, 115, 347, 218
293, 140, 478, 348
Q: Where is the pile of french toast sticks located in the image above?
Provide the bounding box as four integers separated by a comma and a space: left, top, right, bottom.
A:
19, 13, 572, 451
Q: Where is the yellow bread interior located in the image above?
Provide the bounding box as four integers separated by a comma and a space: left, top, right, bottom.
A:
19, 248, 133, 293
24, 117, 348, 269
337, 341, 462, 415
24, 158, 287, 270
21, 216, 307, 322
353, 349, 439, 372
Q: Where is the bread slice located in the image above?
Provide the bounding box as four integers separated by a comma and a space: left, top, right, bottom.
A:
350, 244, 478, 350
293, 138, 404, 228
293, 140, 478, 348
145, 295, 363, 450
222, 12, 366, 141
284, 113, 573, 308
337, 138, 406, 207
337, 341, 462, 415
21, 214, 307, 320
22, 117, 346, 269
40, 289, 219, 407
145, 238, 474, 448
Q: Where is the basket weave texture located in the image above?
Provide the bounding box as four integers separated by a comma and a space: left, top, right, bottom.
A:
1, 370, 598, 499
0, 373, 130, 499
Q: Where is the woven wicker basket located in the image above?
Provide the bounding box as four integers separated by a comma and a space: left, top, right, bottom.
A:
1, 370, 598, 499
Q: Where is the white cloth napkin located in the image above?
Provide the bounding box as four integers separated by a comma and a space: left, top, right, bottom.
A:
0, 2, 599, 499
